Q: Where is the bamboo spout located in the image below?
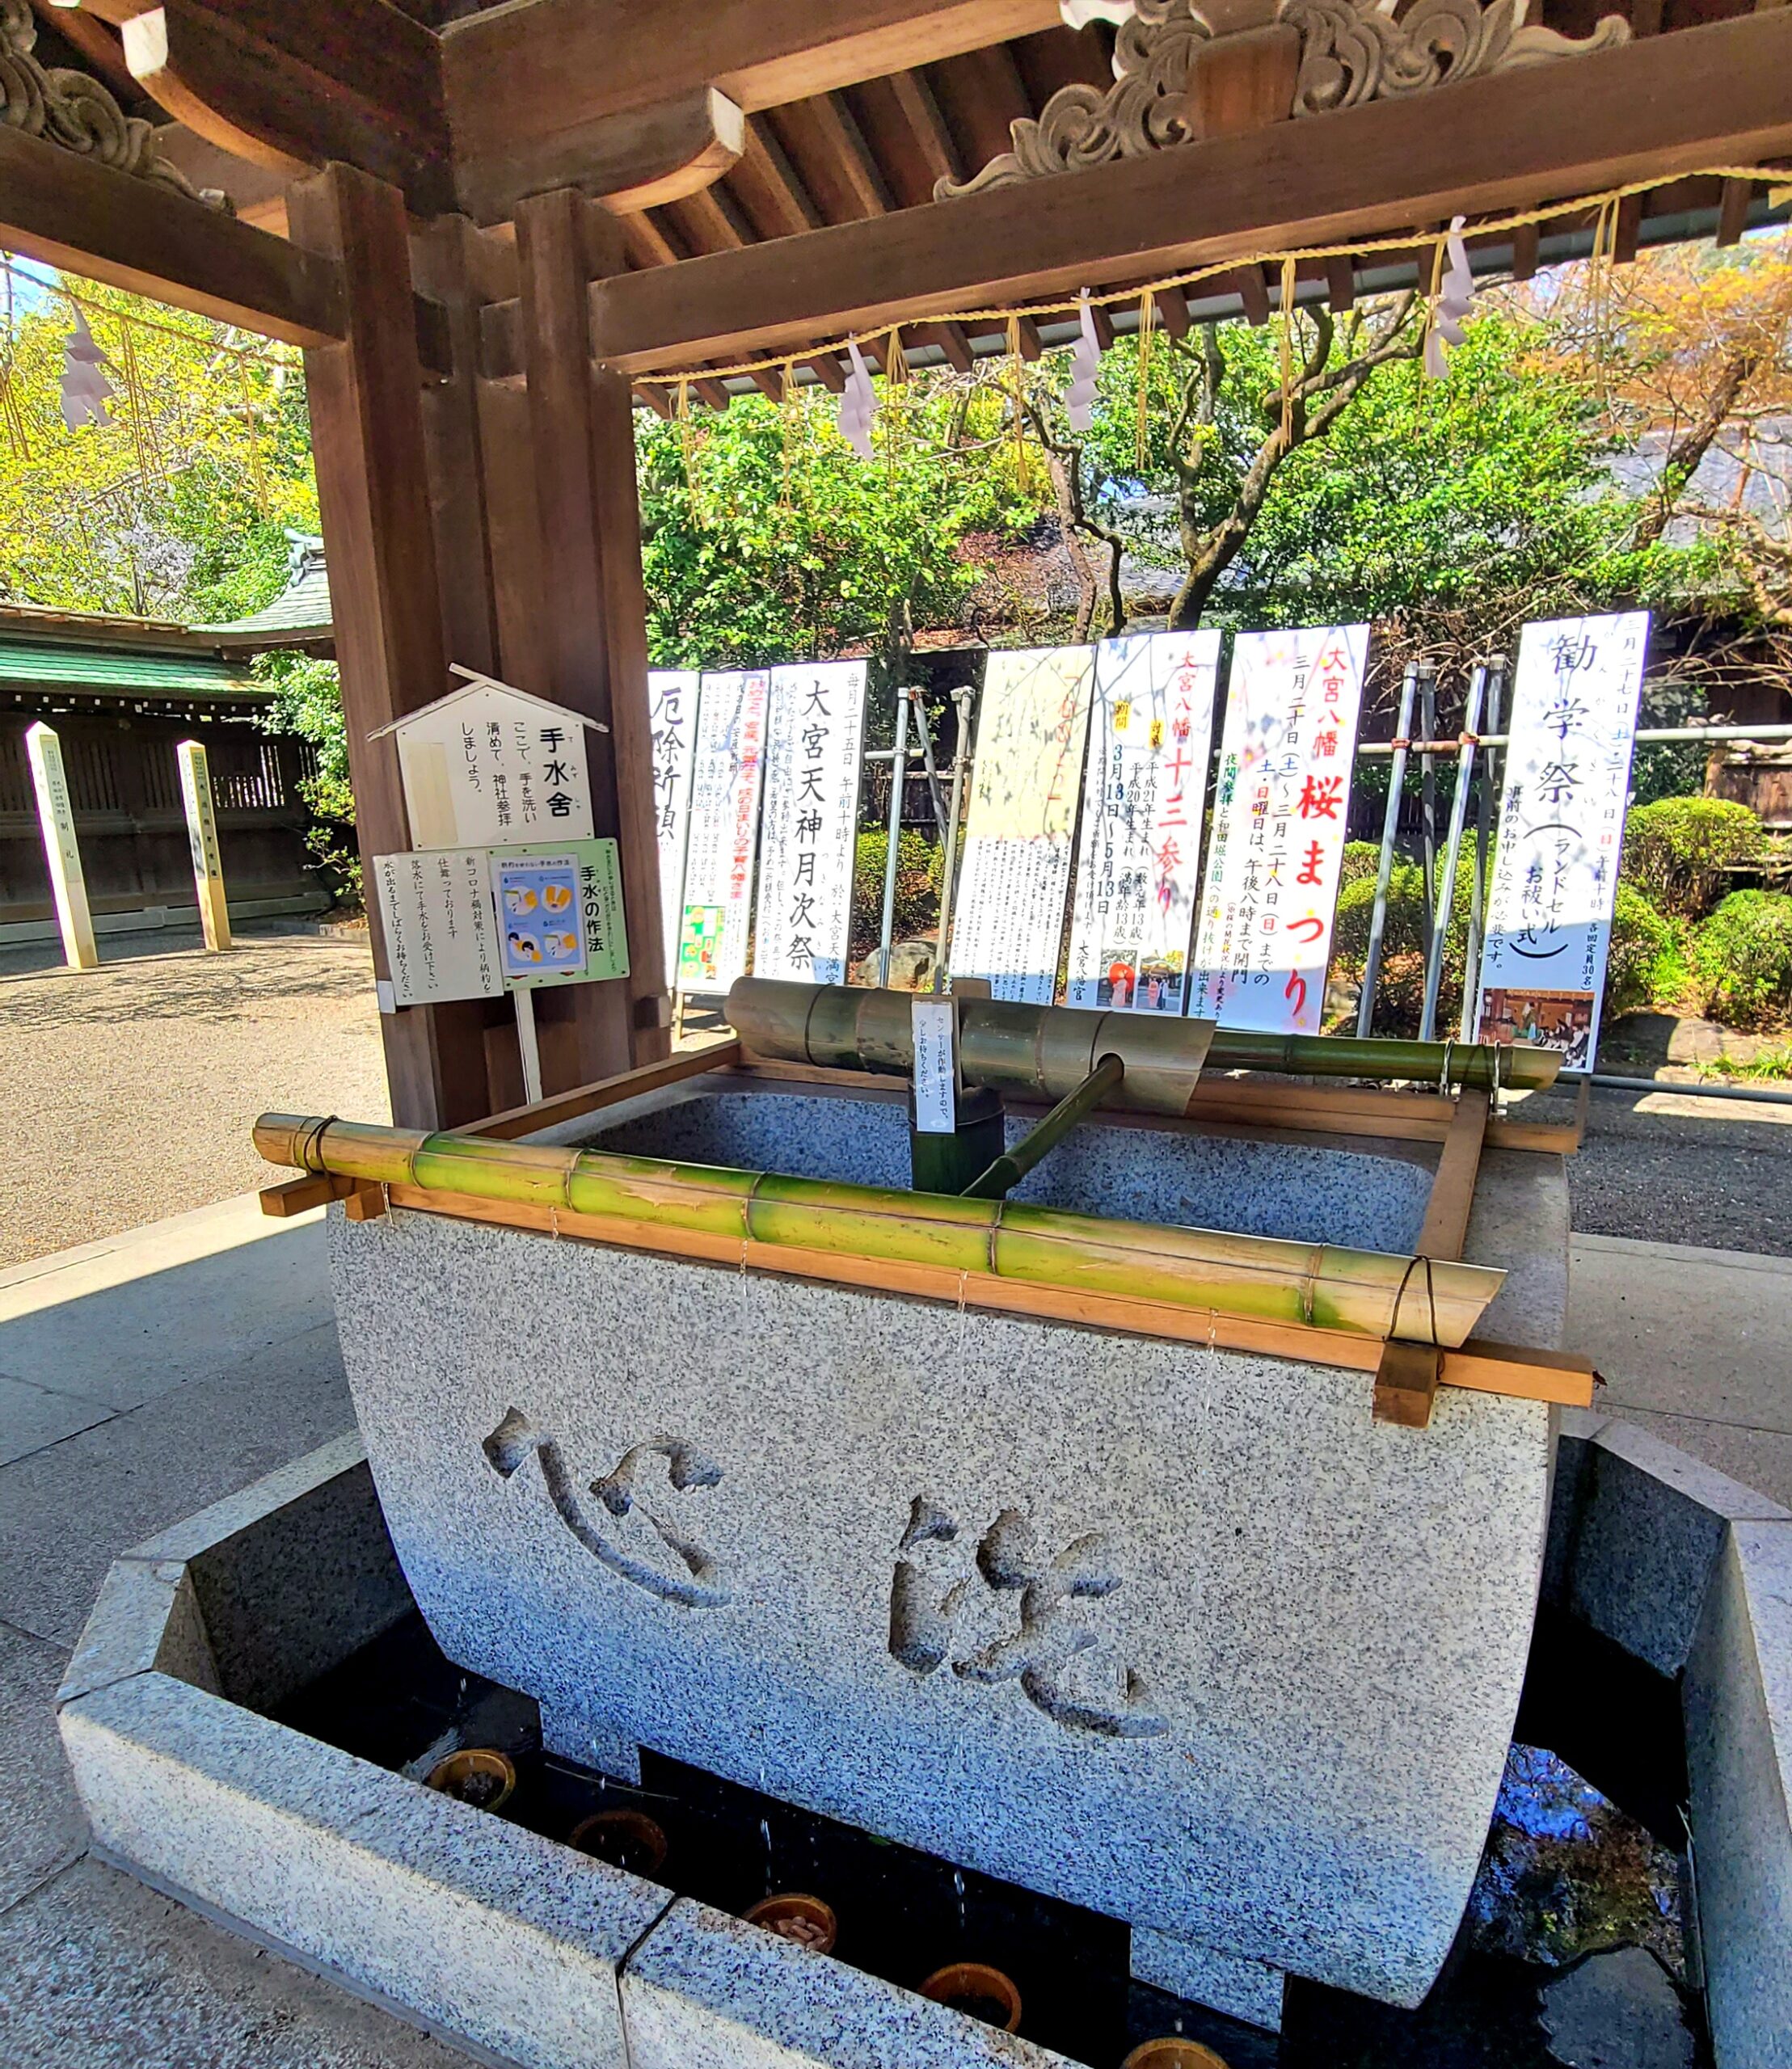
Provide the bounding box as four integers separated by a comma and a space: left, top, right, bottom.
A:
725, 980, 1562, 1105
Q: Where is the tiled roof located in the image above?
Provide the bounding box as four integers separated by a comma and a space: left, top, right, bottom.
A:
0, 641, 262, 701
195, 535, 334, 644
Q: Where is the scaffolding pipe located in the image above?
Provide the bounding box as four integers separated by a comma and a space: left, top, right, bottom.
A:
876, 686, 912, 988
1459, 659, 1505, 1044
1419, 664, 1486, 1043
1357, 663, 1418, 1039
935, 683, 976, 994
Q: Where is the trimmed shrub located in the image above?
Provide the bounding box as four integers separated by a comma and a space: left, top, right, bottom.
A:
852, 828, 944, 955
1604, 882, 1689, 1018
1622, 798, 1764, 921
1690, 891, 1792, 1030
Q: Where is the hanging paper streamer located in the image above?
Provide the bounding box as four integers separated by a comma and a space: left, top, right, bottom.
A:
60, 307, 116, 430
1423, 216, 1474, 379
1065, 292, 1102, 432
839, 339, 877, 459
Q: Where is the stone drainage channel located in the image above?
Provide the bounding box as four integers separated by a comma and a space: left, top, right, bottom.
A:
56, 1418, 1790, 2069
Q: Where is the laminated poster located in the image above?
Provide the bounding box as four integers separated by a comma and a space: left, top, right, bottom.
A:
1473, 611, 1649, 1072
1187, 624, 1369, 1034
678, 669, 770, 994
1065, 630, 1222, 1015
949, 647, 1095, 1005
754, 660, 867, 986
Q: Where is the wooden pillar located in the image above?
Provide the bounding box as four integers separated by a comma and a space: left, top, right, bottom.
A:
287, 162, 491, 1130
514, 189, 669, 1083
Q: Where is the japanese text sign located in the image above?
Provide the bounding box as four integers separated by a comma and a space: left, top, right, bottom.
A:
1187, 623, 1369, 1034
755, 661, 867, 985
950, 647, 1095, 1005
1065, 630, 1221, 1015
911, 996, 959, 1134
391, 680, 595, 849
373, 847, 504, 1007
1474, 611, 1649, 1071
495, 839, 630, 991
648, 669, 701, 978
679, 669, 770, 994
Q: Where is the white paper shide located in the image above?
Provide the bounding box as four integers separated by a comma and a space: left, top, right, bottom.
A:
754, 661, 867, 985
678, 670, 770, 994
1065, 630, 1221, 1014
950, 647, 1095, 1004
1474, 611, 1649, 1070
1188, 624, 1369, 1034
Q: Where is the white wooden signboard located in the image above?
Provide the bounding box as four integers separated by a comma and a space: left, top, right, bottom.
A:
175, 739, 231, 952
373, 847, 504, 1007
1187, 623, 1369, 1034
385, 676, 597, 849
1065, 630, 1221, 1015
754, 660, 867, 986
678, 669, 770, 995
648, 669, 701, 979
949, 646, 1095, 1005
25, 721, 97, 971
1473, 610, 1650, 1072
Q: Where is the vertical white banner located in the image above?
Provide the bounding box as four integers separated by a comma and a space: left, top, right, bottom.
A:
24, 721, 97, 971
754, 660, 867, 985
175, 738, 232, 952
677, 669, 770, 995
1187, 624, 1369, 1034
1474, 610, 1649, 1071
648, 669, 701, 979
1065, 630, 1221, 1015
950, 647, 1095, 1005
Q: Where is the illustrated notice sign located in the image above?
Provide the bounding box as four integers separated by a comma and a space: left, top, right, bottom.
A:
1065, 630, 1221, 1015
1474, 611, 1649, 1071
390, 678, 595, 849
950, 647, 1095, 1005
755, 660, 867, 985
648, 669, 701, 979
678, 669, 770, 994
495, 840, 630, 991
373, 847, 504, 1007
1187, 624, 1369, 1034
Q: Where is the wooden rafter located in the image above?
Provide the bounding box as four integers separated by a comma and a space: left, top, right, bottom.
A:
733, 113, 822, 237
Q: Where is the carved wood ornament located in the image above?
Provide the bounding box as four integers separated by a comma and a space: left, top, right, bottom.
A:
940, 0, 1631, 197
0, 0, 221, 205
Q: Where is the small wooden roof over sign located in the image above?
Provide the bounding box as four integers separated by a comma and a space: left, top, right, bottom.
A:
372, 665, 609, 851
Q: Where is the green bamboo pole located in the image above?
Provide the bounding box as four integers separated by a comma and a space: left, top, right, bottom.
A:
255, 1111, 1503, 1348
961, 1054, 1125, 1200
725, 979, 1559, 1104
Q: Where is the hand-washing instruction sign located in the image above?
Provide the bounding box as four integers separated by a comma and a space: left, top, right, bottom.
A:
1474, 611, 1649, 1071
372, 847, 504, 1006
755, 660, 867, 985
679, 669, 770, 993
950, 646, 1095, 1005
649, 669, 701, 977
495, 840, 630, 991
1187, 623, 1369, 1034
911, 995, 959, 1134
383, 673, 597, 849
1065, 630, 1221, 1015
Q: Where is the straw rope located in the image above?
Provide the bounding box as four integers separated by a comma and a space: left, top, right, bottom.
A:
630, 162, 1790, 391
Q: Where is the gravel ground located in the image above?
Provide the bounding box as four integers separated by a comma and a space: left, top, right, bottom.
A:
1569, 1085, 1792, 1259
0, 925, 390, 1270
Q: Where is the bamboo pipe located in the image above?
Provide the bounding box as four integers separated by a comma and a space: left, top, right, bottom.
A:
726, 980, 1561, 1106
963, 1054, 1125, 1200
254, 1111, 1504, 1349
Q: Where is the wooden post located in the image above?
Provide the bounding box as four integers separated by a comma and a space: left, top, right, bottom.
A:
514, 189, 669, 1085
175, 738, 232, 951
286, 162, 493, 1130
24, 722, 98, 971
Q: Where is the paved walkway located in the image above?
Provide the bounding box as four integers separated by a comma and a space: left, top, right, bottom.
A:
0, 1188, 1785, 2062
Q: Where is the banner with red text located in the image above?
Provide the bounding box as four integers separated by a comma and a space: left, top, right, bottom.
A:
677, 669, 770, 995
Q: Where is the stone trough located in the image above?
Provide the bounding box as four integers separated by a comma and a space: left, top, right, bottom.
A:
51, 1051, 1792, 2067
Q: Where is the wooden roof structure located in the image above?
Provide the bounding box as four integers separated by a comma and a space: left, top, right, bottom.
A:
3, 0, 1790, 1126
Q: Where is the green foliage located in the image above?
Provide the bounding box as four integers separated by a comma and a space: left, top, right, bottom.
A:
638, 383, 1033, 668
0, 278, 317, 622
1689, 891, 1792, 1030
256, 651, 359, 905
851, 828, 944, 955
1622, 797, 1765, 920
1605, 882, 1691, 1018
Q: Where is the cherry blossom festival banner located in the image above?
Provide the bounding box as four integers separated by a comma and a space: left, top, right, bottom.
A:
677, 669, 770, 995
950, 646, 1095, 1004
1187, 623, 1370, 1034
1065, 630, 1222, 1015
1473, 610, 1650, 1072
647, 669, 700, 980
754, 660, 868, 985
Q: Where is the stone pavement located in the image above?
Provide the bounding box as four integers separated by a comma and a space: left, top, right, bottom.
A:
0, 1188, 1786, 2063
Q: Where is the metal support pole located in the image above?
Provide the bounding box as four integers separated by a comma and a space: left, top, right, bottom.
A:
1418, 658, 1438, 967
1419, 663, 1486, 1042
877, 685, 912, 988
913, 689, 951, 846
1356, 663, 1418, 1039
1459, 657, 1505, 1043
934, 684, 975, 993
